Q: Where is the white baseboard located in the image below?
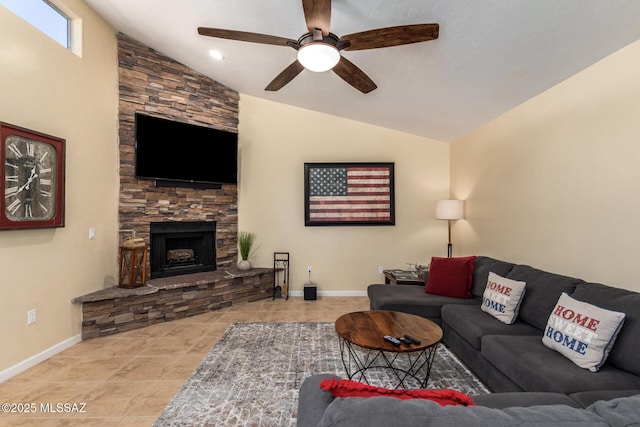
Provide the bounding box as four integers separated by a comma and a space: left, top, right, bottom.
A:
288, 290, 368, 297
0, 334, 82, 383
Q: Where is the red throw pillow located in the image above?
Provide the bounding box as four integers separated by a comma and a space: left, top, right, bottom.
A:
319, 378, 475, 406
425, 256, 476, 298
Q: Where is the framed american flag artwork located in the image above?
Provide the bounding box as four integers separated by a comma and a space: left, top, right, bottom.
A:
304, 162, 395, 226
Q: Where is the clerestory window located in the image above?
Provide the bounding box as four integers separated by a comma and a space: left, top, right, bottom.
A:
1, 0, 71, 49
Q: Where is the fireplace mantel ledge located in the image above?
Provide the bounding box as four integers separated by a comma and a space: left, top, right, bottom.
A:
72, 268, 273, 304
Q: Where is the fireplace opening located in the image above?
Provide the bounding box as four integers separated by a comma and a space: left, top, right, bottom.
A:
150, 221, 216, 278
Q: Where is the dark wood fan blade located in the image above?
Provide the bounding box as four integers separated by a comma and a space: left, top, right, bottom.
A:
332, 56, 377, 94
198, 27, 296, 47
265, 61, 305, 91
302, 0, 331, 36
342, 23, 439, 51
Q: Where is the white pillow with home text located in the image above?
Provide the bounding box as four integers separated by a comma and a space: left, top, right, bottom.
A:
542, 292, 625, 372
481, 272, 526, 324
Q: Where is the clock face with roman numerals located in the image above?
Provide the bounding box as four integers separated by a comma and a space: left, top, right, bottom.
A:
1, 122, 65, 229
4, 135, 57, 221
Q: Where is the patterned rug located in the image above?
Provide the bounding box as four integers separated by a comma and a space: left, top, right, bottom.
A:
154, 322, 489, 426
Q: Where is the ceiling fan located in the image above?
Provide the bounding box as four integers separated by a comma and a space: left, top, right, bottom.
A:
197, 0, 439, 93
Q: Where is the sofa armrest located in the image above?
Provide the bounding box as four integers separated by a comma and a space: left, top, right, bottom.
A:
297, 374, 339, 427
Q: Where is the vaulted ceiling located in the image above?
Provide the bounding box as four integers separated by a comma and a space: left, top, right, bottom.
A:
85, 0, 640, 142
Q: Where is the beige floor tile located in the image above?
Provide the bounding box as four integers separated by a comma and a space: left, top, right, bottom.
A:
137, 336, 202, 357
283, 311, 326, 322
252, 311, 299, 322
205, 322, 232, 336
123, 380, 184, 416
0, 416, 121, 427
226, 301, 267, 312
217, 311, 259, 322
265, 302, 314, 312
44, 418, 122, 427
9, 357, 75, 383
0, 378, 40, 400
185, 310, 226, 323
162, 322, 217, 338
106, 356, 177, 381
158, 354, 205, 380
188, 336, 219, 357
51, 357, 130, 382
82, 381, 156, 417
57, 338, 154, 358
115, 416, 155, 426
20, 381, 101, 412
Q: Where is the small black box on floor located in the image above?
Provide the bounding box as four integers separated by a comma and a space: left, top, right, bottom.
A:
304, 283, 317, 300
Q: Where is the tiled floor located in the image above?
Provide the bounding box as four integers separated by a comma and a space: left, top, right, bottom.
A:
0, 296, 369, 426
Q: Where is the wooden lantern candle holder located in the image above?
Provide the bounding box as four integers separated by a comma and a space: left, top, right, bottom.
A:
118, 239, 148, 288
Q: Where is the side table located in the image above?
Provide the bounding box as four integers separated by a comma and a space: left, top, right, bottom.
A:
383, 269, 424, 285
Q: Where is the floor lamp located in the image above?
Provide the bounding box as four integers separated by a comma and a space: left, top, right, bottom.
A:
436, 200, 464, 257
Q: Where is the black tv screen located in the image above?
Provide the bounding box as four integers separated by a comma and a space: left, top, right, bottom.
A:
135, 113, 238, 185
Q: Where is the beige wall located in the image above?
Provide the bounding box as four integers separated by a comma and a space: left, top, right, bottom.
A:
0, 0, 119, 373
451, 40, 640, 292
5, 0, 635, 377
238, 95, 450, 293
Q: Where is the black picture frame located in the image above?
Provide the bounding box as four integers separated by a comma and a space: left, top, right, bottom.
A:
304, 162, 395, 226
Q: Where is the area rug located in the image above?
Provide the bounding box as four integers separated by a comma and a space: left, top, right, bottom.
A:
154, 322, 489, 426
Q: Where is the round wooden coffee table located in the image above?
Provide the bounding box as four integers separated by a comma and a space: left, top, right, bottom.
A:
335, 310, 443, 389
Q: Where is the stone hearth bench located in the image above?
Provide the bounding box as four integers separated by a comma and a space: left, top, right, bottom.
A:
72, 268, 274, 339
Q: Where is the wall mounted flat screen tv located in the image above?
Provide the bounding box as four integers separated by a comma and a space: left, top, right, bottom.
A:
135, 113, 238, 186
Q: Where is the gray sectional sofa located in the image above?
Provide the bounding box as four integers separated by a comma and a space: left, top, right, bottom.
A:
296, 256, 640, 426
368, 256, 640, 395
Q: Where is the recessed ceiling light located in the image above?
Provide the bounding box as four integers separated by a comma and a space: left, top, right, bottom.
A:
208, 49, 225, 60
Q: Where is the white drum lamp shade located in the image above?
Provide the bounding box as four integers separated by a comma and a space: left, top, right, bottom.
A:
435, 200, 464, 257
435, 199, 464, 220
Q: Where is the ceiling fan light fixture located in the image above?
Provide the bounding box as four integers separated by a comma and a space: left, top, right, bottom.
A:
297, 42, 340, 72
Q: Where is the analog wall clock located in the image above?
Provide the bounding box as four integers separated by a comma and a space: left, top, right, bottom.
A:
1, 122, 65, 230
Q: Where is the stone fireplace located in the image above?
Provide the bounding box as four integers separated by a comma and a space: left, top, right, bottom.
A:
117, 34, 240, 279
150, 221, 216, 278
73, 36, 272, 340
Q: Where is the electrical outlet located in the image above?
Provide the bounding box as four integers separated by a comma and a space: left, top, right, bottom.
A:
89, 227, 95, 240
378, 266, 384, 274
307, 265, 312, 273
27, 309, 37, 325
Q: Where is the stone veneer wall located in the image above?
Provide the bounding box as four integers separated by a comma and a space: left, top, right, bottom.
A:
117, 34, 240, 274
